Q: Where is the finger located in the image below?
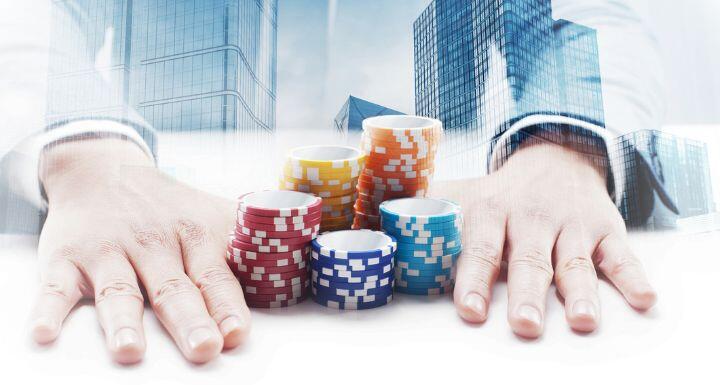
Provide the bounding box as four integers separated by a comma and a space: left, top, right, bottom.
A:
82, 246, 146, 364
453, 204, 506, 323
506, 209, 557, 338
553, 224, 600, 332
594, 232, 657, 310
127, 231, 223, 364
178, 221, 251, 349
30, 257, 84, 344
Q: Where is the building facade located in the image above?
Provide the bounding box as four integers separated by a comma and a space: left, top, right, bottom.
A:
47, 0, 277, 133
333, 95, 405, 145
413, 0, 604, 177
612, 130, 715, 229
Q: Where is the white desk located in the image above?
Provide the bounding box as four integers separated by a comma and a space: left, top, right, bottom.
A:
0, 230, 717, 385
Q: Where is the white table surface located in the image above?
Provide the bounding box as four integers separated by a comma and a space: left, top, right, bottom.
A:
1, 229, 717, 385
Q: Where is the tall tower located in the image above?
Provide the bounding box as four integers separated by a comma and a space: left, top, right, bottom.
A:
413, 0, 604, 176
46, 0, 278, 133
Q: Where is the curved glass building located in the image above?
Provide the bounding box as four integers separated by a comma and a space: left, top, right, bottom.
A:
47, 0, 278, 133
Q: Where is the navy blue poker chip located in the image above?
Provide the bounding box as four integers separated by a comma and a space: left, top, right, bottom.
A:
313, 273, 394, 290
312, 295, 393, 310
312, 281, 394, 298
311, 250, 395, 268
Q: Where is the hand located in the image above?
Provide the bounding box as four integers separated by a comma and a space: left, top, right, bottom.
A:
31, 138, 250, 364
432, 143, 656, 337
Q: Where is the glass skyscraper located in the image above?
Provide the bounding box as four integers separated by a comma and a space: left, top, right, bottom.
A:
612, 130, 716, 229
46, 0, 277, 133
413, 0, 604, 176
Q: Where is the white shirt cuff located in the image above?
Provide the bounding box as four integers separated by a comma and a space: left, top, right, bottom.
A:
488, 114, 625, 206
2, 119, 155, 211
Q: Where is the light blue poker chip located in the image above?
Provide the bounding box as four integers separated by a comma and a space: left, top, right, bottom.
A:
395, 285, 451, 296
395, 277, 454, 289
386, 217, 463, 231
397, 265, 455, 277
394, 252, 459, 264
382, 226, 461, 239
395, 259, 455, 271
395, 238, 461, 251
312, 271, 393, 290
389, 232, 462, 245
311, 250, 394, 268
379, 198, 461, 224
395, 245, 463, 258
311, 230, 397, 260
312, 281, 394, 298
395, 270, 453, 283
312, 294, 393, 310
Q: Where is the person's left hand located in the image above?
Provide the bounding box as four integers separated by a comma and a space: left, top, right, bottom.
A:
430, 142, 657, 337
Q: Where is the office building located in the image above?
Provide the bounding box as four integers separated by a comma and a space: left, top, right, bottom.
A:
413, 0, 604, 176
333, 95, 405, 137
612, 130, 715, 229
46, 0, 277, 133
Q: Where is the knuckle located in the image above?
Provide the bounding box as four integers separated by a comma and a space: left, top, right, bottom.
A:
555, 257, 595, 286
464, 241, 502, 270
95, 279, 143, 304
132, 226, 171, 250
195, 265, 237, 294
39, 280, 74, 300
175, 218, 208, 249
609, 255, 642, 277
522, 204, 553, 223
510, 248, 553, 277
151, 277, 196, 308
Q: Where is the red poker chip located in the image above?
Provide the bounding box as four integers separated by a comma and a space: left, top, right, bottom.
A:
244, 279, 309, 295
244, 287, 308, 302
230, 238, 309, 253
232, 266, 310, 282
233, 230, 318, 247
231, 260, 307, 274
236, 275, 307, 288
226, 248, 307, 267
246, 297, 306, 308
237, 209, 322, 226
237, 218, 320, 233
238, 190, 322, 217
227, 245, 310, 261
235, 223, 320, 239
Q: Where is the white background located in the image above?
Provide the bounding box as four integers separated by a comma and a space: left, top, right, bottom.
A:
1, 228, 718, 385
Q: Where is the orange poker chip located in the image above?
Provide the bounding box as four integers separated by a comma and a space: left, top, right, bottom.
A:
361, 167, 434, 180
358, 172, 432, 186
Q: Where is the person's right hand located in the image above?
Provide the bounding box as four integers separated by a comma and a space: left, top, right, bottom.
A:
30, 138, 250, 364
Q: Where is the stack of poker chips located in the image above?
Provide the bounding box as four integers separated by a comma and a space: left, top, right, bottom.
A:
379, 198, 463, 296
354, 115, 443, 230
228, 190, 322, 308
310, 230, 397, 310
280, 145, 365, 232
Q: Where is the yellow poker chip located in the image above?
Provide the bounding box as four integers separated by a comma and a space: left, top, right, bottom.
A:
321, 215, 355, 227
279, 180, 356, 198
281, 173, 358, 188
283, 163, 362, 181
286, 145, 365, 169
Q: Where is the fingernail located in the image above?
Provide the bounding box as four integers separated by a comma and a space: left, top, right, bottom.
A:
114, 328, 140, 350
517, 304, 542, 326
219, 316, 243, 337
463, 293, 487, 318
187, 327, 214, 351
572, 300, 596, 319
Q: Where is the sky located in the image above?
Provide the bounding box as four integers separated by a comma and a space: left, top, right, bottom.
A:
276, 0, 428, 132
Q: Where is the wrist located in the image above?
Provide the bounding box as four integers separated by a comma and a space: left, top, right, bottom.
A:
502, 142, 608, 188
40, 138, 154, 201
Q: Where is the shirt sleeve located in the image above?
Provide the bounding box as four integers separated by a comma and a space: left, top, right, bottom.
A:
487, 0, 678, 222
0, 0, 157, 232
